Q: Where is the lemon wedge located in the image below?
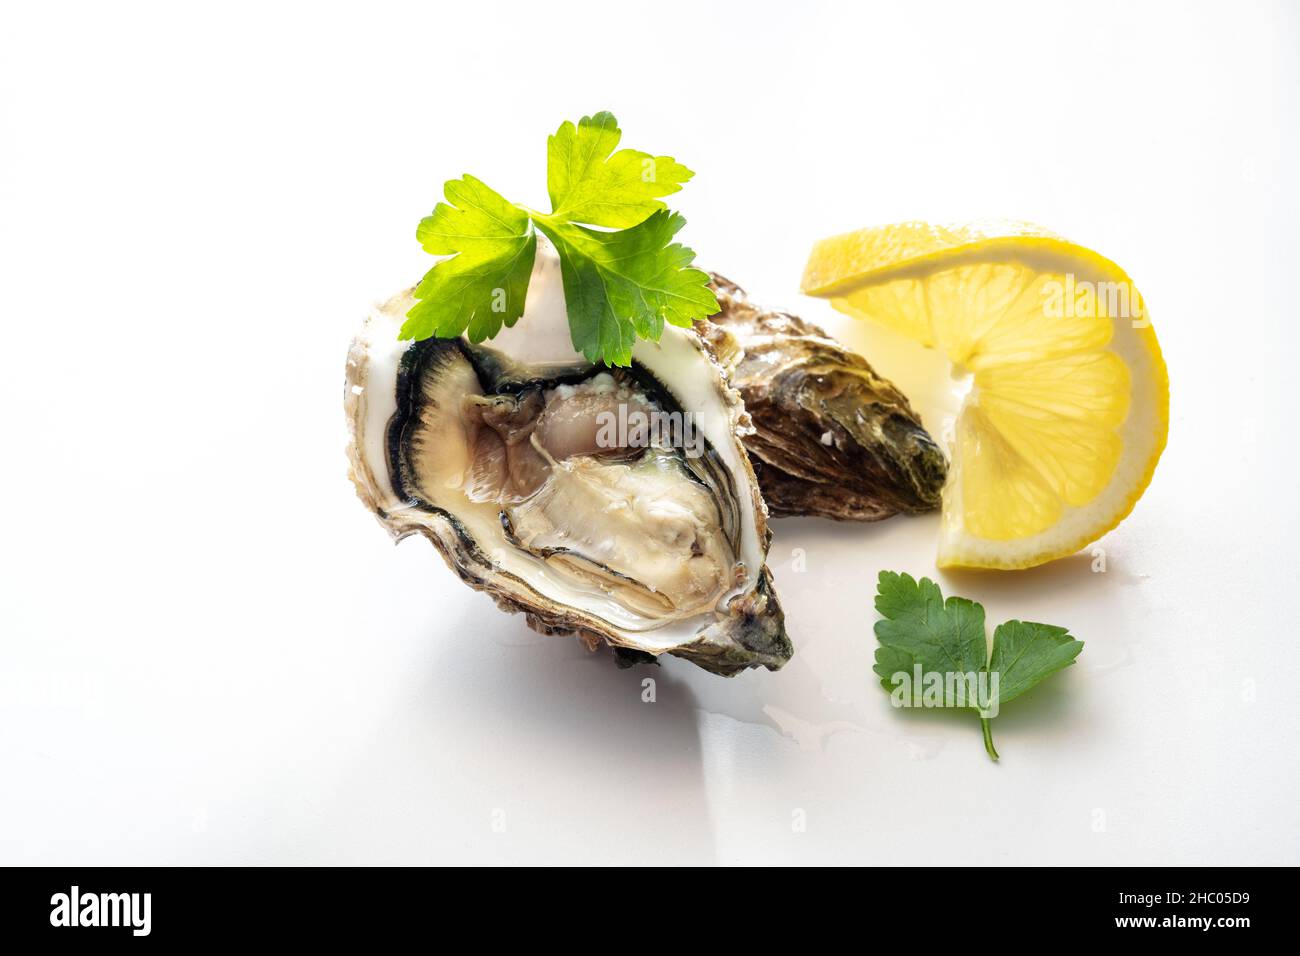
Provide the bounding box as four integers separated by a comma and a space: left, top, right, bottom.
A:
802, 221, 1168, 569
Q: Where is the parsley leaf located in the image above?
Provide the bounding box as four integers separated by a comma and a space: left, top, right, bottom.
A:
400, 175, 537, 343
404, 113, 718, 366
872, 571, 1084, 760
873, 573, 989, 704
546, 111, 695, 228
535, 211, 717, 366
987, 619, 1086, 706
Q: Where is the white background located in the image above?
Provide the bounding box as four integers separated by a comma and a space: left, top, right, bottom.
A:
2, 0, 1297, 865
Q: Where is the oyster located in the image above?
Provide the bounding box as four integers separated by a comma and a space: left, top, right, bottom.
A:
346, 242, 791, 675
698, 275, 947, 521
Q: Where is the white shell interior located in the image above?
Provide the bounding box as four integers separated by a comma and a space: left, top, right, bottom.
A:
353, 240, 766, 652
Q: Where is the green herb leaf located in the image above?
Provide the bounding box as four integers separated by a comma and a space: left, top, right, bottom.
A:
546, 111, 695, 228
404, 113, 716, 366
535, 211, 718, 366
988, 619, 1085, 707
400, 175, 536, 343
872, 572, 988, 704
872, 571, 1084, 760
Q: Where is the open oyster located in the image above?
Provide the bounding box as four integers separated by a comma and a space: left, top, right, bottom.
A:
346, 243, 791, 675
698, 276, 947, 521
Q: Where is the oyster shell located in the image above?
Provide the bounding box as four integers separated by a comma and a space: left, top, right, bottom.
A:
698, 275, 947, 521
346, 243, 792, 676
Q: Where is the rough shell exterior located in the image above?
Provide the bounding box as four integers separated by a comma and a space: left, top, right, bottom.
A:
698, 275, 947, 521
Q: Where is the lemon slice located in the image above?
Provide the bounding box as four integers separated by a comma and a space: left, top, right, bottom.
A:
802, 221, 1168, 569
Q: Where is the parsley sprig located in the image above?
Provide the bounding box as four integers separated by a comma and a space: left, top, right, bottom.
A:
873, 572, 1084, 760
400, 112, 719, 366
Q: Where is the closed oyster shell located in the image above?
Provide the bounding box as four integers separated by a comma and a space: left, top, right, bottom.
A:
698, 275, 947, 521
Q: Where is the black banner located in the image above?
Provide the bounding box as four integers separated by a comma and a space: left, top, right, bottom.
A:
0, 866, 1283, 943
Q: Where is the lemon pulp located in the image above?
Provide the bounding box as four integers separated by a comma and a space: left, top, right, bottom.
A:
803, 221, 1168, 569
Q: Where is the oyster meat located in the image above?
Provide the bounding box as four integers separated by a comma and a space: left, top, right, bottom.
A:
698, 275, 947, 521
346, 242, 791, 675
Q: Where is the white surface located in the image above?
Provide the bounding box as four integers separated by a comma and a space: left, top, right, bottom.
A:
2, 0, 1297, 866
